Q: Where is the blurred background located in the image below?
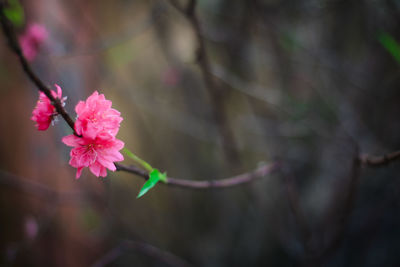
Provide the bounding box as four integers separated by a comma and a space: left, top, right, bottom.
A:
1, 0, 400, 266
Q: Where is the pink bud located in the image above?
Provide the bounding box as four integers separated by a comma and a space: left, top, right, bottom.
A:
19, 23, 48, 61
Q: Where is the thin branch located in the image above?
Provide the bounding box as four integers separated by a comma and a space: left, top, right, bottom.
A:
116, 162, 280, 189
168, 0, 240, 164
92, 240, 194, 267
0, 4, 279, 190
359, 150, 400, 167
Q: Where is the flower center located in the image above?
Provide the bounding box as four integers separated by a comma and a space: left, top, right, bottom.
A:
89, 114, 97, 122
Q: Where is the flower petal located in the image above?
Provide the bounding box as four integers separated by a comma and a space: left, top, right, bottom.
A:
96, 156, 116, 171
62, 135, 81, 147
76, 167, 83, 179
54, 84, 62, 98
89, 162, 101, 177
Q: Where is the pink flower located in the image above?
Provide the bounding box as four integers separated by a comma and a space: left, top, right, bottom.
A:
31, 84, 65, 131
62, 133, 124, 178
74, 91, 123, 139
19, 23, 48, 61
62, 91, 124, 178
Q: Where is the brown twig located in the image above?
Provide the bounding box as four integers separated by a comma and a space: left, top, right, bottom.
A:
168, 0, 240, 164
116, 162, 279, 189
359, 150, 400, 167
0, 4, 279, 190
92, 240, 194, 267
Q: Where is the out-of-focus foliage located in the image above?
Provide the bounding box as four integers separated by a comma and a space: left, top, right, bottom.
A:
3, 0, 24, 27
379, 32, 400, 64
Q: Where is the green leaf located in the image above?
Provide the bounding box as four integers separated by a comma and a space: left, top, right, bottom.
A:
378, 32, 400, 64
122, 147, 167, 198
3, 0, 24, 27
137, 169, 166, 198
122, 147, 153, 172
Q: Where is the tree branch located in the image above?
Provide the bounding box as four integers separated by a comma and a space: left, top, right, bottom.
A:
168, 0, 240, 164
282, 171, 313, 255
359, 150, 400, 167
0, 169, 84, 202
314, 153, 361, 266
116, 162, 279, 189
92, 240, 194, 267
0, 5, 279, 190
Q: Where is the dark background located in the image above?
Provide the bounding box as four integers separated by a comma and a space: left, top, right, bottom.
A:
1, 0, 400, 266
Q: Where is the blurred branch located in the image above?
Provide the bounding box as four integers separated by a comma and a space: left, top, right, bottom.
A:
168, 0, 186, 14
210, 63, 332, 139
314, 153, 361, 266
92, 240, 194, 267
0, 169, 84, 203
359, 150, 400, 167
168, 0, 240, 164
54, 6, 164, 58
116, 162, 280, 189
282, 171, 313, 254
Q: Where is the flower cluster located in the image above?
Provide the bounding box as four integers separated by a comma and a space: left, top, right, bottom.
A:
62, 91, 124, 178
31, 87, 124, 179
31, 84, 65, 131
19, 23, 48, 61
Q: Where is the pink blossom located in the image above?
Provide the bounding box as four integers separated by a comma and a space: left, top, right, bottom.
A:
74, 91, 123, 139
62, 91, 124, 178
31, 84, 65, 131
62, 133, 124, 178
19, 23, 48, 61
